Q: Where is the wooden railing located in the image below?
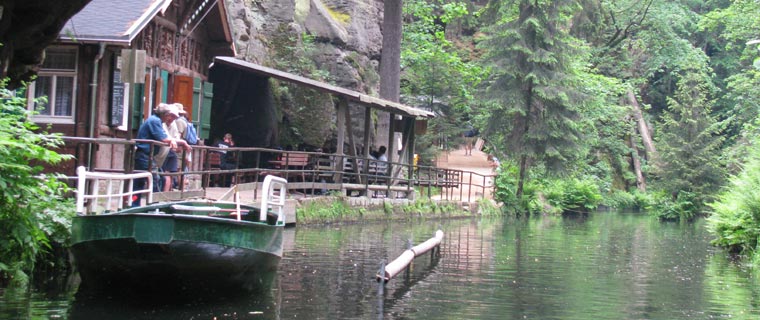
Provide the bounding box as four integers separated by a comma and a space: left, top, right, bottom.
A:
59, 137, 495, 203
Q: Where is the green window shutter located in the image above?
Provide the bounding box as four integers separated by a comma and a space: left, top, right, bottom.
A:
131, 83, 144, 130
200, 81, 213, 140
160, 70, 169, 103
192, 77, 202, 123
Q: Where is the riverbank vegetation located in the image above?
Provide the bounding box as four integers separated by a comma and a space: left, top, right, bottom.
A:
0, 81, 74, 286
399, 1, 760, 264
295, 196, 470, 225
708, 146, 760, 265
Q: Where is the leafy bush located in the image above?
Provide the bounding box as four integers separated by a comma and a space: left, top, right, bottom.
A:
602, 189, 656, 211
562, 178, 603, 212
493, 163, 601, 215
493, 160, 524, 214
0, 81, 73, 286
527, 178, 602, 214
650, 191, 698, 221
707, 146, 760, 258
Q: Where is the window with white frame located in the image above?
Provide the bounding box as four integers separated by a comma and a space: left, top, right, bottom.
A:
27, 47, 78, 124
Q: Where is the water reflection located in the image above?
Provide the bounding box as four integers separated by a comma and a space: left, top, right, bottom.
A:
2, 212, 760, 319
68, 277, 281, 320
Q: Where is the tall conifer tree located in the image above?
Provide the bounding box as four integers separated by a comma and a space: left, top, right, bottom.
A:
656, 63, 726, 210
481, 0, 585, 197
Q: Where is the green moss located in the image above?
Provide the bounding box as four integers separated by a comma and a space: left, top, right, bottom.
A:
326, 7, 351, 24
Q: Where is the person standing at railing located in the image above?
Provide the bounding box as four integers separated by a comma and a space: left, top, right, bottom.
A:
173, 103, 195, 171
132, 103, 191, 206
160, 104, 183, 192
216, 133, 236, 170
212, 133, 236, 186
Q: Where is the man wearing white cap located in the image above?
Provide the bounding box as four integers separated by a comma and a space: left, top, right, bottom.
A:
133, 103, 191, 205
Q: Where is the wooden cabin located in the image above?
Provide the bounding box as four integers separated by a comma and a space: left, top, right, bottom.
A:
26, 0, 234, 175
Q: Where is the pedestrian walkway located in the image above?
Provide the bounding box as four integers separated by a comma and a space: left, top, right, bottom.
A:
434, 138, 496, 201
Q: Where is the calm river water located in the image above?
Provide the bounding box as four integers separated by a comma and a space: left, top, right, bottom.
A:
2, 211, 759, 319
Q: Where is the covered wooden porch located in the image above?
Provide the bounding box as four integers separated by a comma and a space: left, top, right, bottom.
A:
207, 56, 434, 188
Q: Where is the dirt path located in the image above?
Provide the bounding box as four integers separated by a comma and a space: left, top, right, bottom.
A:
433, 139, 496, 202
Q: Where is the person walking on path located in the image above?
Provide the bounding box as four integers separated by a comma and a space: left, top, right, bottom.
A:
463, 124, 478, 156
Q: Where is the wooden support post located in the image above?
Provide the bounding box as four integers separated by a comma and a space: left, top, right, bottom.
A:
363, 107, 372, 158
363, 107, 372, 177
407, 118, 416, 194
388, 113, 396, 165
335, 98, 347, 183
344, 102, 363, 185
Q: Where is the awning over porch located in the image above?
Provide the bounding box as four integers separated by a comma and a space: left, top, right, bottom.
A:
211, 57, 434, 119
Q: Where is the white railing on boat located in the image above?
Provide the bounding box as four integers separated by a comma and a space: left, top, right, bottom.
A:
260, 175, 288, 225
76, 166, 153, 215
76, 166, 288, 224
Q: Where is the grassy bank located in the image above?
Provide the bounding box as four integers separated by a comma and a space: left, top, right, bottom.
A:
295, 196, 501, 225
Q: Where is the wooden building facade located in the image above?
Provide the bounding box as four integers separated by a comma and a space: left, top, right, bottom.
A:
26, 0, 234, 175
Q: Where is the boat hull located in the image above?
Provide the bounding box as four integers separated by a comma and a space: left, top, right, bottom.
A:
71, 211, 282, 294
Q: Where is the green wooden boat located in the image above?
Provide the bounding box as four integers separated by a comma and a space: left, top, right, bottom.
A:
71, 167, 287, 294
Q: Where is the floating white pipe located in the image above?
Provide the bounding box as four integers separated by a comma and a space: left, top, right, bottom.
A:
377, 230, 443, 282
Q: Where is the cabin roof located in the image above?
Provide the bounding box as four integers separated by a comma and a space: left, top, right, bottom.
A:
60, 0, 168, 44
59, 0, 233, 53
211, 57, 435, 119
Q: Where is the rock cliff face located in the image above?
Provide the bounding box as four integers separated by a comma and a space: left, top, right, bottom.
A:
224, 0, 385, 149
226, 0, 382, 91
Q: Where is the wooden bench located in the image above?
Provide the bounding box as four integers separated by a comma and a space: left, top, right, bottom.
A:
205, 151, 226, 187
270, 152, 310, 182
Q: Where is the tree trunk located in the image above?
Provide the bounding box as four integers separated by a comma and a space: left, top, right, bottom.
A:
379, 0, 402, 102
378, 0, 402, 162
516, 155, 528, 199
627, 90, 657, 159
628, 132, 647, 192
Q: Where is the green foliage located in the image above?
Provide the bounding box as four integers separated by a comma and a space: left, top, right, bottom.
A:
479, 0, 589, 196
0, 80, 74, 285
602, 189, 655, 211
402, 0, 487, 158
492, 160, 523, 214
535, 178, 603, 214
383, 200, 393, 215
397, 198, 463, 216
653, 55, 726, 219
268, 27, 334, 148
650, 190, 699, 221
707, 145, 760, 260
476, 198, 502, 217
562, 178, 603, 212
493, 159, 601, 215
296, 197, 356, 223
